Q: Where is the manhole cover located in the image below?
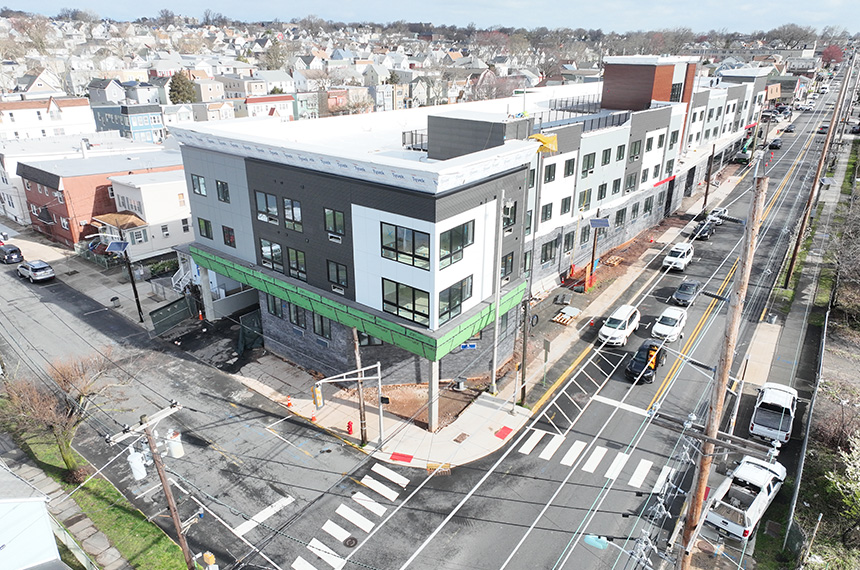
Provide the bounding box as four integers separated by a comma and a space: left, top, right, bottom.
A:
65, 270, 79, 276
343, 537, 358, 548
453, 432, 469, 443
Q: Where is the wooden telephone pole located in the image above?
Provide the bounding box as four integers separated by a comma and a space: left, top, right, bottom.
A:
679, 176, 767, 570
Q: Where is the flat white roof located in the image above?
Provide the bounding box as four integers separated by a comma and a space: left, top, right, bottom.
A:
109, 169, 186, 188
172, 83, 601, 194
604, 55, 700, 66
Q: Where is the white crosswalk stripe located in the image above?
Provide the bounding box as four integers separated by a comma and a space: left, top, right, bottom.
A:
604, 452, 630, 480
627, 459, 653, 489
336, 504, 374, 533
371, 462, 410, 488
538, 434, 566, 460
653, 466, 676, 494
360, 474, 399, 501
307, 538, 346, 570
292, 556, 318, 570
582, 446, 608, 473
560, 440, 587, 466
352, 491, 386, 516
518, 430, 547, 455
322, 520, 351, 542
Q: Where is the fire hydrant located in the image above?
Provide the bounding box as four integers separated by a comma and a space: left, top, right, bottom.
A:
347, 421, 353, 435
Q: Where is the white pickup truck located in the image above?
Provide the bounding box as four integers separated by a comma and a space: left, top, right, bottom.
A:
704, 456, 786, 541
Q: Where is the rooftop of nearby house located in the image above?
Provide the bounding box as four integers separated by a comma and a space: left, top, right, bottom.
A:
21, 150, 184, 178
0, 131, 161, 158
108, 168, 186, 189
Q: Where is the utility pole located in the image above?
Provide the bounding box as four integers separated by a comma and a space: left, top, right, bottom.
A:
584, 209, 603, 291
679, 175, 766, 570
117, 227, 144, 323
141, 415, 196, 570
352, 328, 368, 446
703, 144, 716, 213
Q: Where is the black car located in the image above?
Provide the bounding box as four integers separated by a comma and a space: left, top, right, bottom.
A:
769, 138, 783, 149
0, 244, 23, 264
693, 221, 716, 240
852, 125, 860, 134
625, 340, 667, 384
784, 124, 796, 133
672, 280, 702, 306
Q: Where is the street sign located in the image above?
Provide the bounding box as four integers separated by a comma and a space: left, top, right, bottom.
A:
106, 240, 129, 254
460, 342, 477, 350
589, 218, 610, 229
312, 384, 324, 409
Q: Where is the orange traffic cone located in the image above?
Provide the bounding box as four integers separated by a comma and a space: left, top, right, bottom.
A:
286, 396, 292, 408
198, 310, 203, 321
311, 411, 317, 423
589, 317, 595, 326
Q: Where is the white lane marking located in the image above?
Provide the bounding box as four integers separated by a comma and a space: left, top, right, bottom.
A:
360, 475, 399, 502
372, 462, 410, 488
560, 440, 587, 466
336, 504, 374, 533
353, 492, 386, 517
628, 459, 653, 489
307, 538, 346, 570
654, 466, 676, 494
538, 434, 566, 461
604, 452, 630, 480
322, 520, 351, 542
581, 447, 608, 473
291, 556, 317, 570
591, 394, 649, 417
518, 430, 547, 455
233, 495, 295, 537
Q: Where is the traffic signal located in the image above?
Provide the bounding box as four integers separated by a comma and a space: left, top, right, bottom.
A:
648, 346, 660, 370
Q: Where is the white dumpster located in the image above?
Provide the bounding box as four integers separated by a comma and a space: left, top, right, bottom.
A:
128, 450, 147, 480
166, 429, 185, 458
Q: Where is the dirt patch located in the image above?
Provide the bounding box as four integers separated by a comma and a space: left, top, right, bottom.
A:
337, 382, 482, 430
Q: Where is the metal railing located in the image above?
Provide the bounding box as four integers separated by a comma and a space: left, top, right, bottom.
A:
402, 129, 428, 151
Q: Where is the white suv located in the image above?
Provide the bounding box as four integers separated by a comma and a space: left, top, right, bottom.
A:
662, 242, 694, 271
598, 304, 641, 347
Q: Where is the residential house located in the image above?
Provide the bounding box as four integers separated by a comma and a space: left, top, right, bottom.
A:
18, 149, 184, 247
234, 95, 296, 119
161, 104, 195, 128
192, 79, 226, 103
252, 70, 296, 94
362, 64, 390, 87
122, 81, 161, 105
87, 78, 126, 104
92, 104, 165, 143
191, 101, 235, 122
0, 97, 96, 141
93, 169, 192, 262
15, 68, 67, 99
214, 74, 267, 99
293, 92, 319, 120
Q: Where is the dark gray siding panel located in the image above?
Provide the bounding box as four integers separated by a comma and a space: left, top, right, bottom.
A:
428, 116, 506, 160
553, 123, 584, 154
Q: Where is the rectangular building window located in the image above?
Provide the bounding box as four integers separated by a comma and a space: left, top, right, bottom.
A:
601, 148, 611, 165
284, 198, 302, 231
578, 188, 592, 211
665, 159, 675, 175
644, 196, 654, 214
528, 168, 535, 188
382, 222, 430, 270
563, 231, 575, 253
658, 191, 666, 206
641, 168, 649, 183
645, 137, 653, 152
287, 248, 307, 281
358, 331, 382, 346
327, 260, 348, 287
222, 225, 236, 248
501, 252, 514, 278
564, 158, 575, 177
182, 218, 189, 232
670, 83, 682, 102
653, 165, 660, 179
197, 218, 212, 239
658, 134, 665, 148
191, 174, 206, 196
525, 210, 533, 235
597, 183, 607, 201
544, 163, 556, 183
541, 203, 553, 222
561, 196, 571, 214
325, 208, 345, 235
616, 145, 625, 161
267, 294, 283, 318
581, 153, 595, 176
313, 313, 332, 339
629, 140, 641, 160
503, 202, 517, 228
580, 225, 591, 244
260, 239, 283, 272
615, 208, 626, 227
256, 191, 278, 224
216, 180, 230, 203
382, 278, 430, 326
439, 220, 474, 269
288, 303, 306, 328
439, 275, 473, 325
540, 237, 558, 263
612, 178, 622, 195
631, 202, 640, 219
523, 250, 532, 275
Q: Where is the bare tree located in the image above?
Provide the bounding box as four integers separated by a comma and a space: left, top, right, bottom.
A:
766, 23, 817, 48
157, 9, 175, 27
263, 40, 288, 71
1, 351, 115, 482
11, 15, 53, 55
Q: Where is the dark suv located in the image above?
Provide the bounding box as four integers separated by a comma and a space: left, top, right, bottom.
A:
625, 340, 667, 384
0, 244, 23, 264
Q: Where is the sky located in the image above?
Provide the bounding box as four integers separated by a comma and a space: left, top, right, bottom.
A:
13, 0, 859, 35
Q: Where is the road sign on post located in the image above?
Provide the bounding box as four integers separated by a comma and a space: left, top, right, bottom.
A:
589, 218, 610, 229
312, 384, 324, 409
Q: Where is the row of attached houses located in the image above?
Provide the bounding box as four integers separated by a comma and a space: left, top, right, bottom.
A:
165, 56, 770, 419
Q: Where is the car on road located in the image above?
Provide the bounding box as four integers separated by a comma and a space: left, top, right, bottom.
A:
705, 456, 787, 541
652, 307, 688, 342
662, 242, 695, 271
598, 304, 641, 347
852, 125, 860, 134
17, 260, 54, 282
693, 220, 716, 240
783, 124, 796, 133
672, 279, 702, 306
709, 207, 728, 225
0, 244, 23, 264
749, 383, 798, 444
624, 340, 667, 383
817, 125, 829, 134
768, 138, 782, 149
